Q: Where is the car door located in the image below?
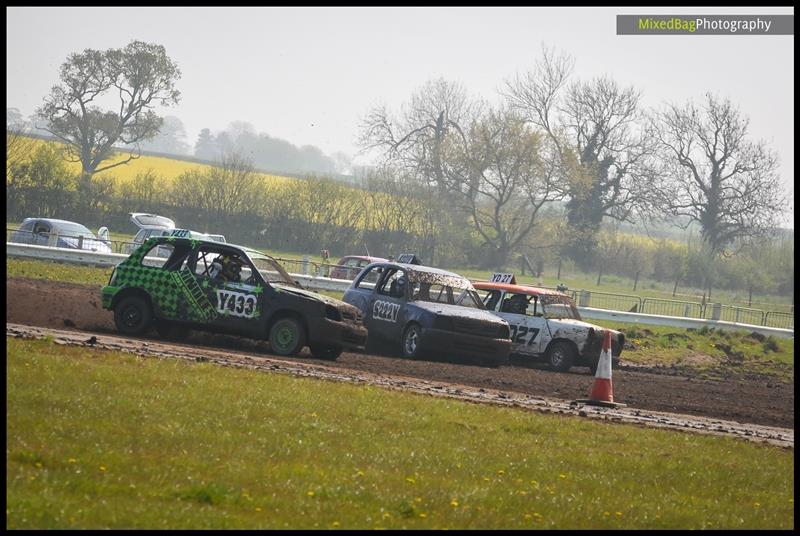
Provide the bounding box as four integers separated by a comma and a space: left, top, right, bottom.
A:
367, 267, 406, 343
490, 291, 548, 356
187, 245, 264, 334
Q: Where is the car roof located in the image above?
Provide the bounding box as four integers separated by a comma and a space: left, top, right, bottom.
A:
147, 235, 256, 254
340, 255, 386, 262
369, 261, 468, 280
23, 217, 88, 227
472, 281, 569, 297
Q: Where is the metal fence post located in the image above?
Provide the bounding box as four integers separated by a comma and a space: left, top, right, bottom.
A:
712, 303, 722, 321
301, 255, 309, 275
579, 290, 591, 307
47, 233, 58, 247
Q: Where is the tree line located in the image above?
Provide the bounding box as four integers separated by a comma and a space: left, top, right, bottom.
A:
5, 40, 792, 300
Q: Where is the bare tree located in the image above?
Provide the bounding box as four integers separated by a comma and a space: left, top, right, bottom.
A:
447, 107, 562, 268
504, 46, 657, 269
358, 78, 479, 192
653, 93, 786, 258
36, 40, 181, 200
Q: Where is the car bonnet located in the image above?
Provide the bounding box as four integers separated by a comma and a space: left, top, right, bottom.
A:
410, 300, 508, 325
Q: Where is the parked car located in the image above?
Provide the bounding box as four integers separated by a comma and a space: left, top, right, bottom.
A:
124, 213, 226, 256
329, 255, 388, 280
343, 261, 511, 366
473, 274, 624, 373
10, 218, 112, 253
102, 236, 367, 360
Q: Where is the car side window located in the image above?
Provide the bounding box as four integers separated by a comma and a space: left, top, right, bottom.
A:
19, 220, 34, 232
501, 292, 534, 316
476, 289, 502, 311
33, 222, 50, 235
377, 268, 406, 298
139, 243, 178, 268
354, 266, 382, 288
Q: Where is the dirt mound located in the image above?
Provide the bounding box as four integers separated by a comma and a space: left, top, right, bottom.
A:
5, 277, 795, 429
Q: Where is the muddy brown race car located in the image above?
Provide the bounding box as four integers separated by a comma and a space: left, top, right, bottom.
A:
343, 261, 512, 367
101, 235, 367, 360
474, 274, 624, 373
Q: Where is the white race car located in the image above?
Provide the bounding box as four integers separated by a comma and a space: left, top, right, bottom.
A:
474, 274, 624, 373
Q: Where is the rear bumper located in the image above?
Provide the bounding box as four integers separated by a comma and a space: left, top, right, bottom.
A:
420, 327, 511, 364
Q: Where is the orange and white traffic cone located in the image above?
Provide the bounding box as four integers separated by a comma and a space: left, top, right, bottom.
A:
573, 330, 625, 408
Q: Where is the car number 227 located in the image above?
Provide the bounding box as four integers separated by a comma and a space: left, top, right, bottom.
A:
510, 325, 540, 345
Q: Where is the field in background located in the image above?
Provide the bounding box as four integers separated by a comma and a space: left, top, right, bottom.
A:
21, 136, 293, 188
6, 338, 793, 529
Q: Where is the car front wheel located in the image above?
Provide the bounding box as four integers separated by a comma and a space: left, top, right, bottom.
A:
401, 323, 424, 359
269, 317, 306, 356
547, 341, 576, 372
114, 296, 153, 336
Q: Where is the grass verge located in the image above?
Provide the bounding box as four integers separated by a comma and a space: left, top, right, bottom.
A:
6, 337, 794, 529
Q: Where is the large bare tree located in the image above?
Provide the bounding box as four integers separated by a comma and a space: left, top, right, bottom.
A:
504, 47, 657, 269
653, 93, 786, 256
37, 40, 181, 199
652, 93, 787, 295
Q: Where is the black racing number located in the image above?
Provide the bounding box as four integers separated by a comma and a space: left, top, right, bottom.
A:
236, 295, 245, 314
244, 297, 255, 316
514, 325, 529, 344
509, 325, 518, 340
526, 328, 540, 345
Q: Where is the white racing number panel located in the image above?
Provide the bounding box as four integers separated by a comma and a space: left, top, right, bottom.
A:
373, 300, 400, 323
216, 289, 258, 318
499, 313, 549, 355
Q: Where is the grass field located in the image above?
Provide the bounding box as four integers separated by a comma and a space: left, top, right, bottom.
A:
6, 338, 794, 529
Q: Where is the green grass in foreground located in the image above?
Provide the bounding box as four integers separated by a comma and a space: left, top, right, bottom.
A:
6, 338, 794, 529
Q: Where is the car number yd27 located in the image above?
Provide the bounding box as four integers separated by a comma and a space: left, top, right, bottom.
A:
510, 325, 540, 345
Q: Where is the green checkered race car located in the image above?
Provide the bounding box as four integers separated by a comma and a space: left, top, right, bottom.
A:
101, 234, 367, 360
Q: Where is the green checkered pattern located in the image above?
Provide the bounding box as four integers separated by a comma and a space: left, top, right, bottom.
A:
113, 238, 215, 322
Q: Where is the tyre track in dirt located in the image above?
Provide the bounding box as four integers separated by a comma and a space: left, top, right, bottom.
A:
6, 277, 795, 438
6, 323, 792, 448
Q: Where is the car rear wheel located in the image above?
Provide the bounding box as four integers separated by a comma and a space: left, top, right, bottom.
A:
114, 296, 153, 336
547, 341, 576, 372
310, 344, 343, 361
401, 323, 424, 359
269, 317, 305, 356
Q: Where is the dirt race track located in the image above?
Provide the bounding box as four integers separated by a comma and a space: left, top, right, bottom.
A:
6, 277, 794, 446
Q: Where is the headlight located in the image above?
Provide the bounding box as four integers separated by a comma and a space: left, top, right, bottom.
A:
324, 304, 342, 321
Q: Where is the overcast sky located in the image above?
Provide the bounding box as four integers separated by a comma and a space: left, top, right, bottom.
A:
6, 6, 794, 227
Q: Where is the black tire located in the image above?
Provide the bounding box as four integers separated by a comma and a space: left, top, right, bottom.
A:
401, 323, 424, 359
114, 295, 153, 336
547, 341, 576, 372
155, 322, 190, 341
310, 344, 343, 361
269, 317, 306, 356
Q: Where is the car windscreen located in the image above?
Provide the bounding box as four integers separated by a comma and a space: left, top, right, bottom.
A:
540, 295, 581, 320
245, 251, 297, 285
54, 222, 95, 238
131, 214, 175, 228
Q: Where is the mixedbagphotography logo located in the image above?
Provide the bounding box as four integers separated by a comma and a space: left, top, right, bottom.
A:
617, 14, 794, 35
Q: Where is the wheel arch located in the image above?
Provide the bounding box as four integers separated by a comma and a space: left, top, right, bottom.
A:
111, 287, 155, 316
